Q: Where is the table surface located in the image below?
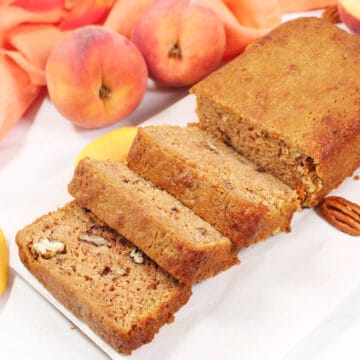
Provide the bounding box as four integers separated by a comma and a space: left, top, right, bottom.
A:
2, 12, 360, 360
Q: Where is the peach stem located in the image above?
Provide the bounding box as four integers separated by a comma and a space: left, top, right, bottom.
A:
168, 43, 182, 58
99, 84, 111, 100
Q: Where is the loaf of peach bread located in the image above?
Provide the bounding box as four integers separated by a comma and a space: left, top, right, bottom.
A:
191, 17, 360, 207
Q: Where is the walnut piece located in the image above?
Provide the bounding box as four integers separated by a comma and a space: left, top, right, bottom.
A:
31, 238, 65, 259
113, 267, 128, 277
99, 265, 128, 277
317, 196, 360, 236
130, 248, 144, 264
79, 233, 108, 246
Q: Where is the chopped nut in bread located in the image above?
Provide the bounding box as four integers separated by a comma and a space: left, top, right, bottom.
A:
30, 238, 65, 259
130, 247, 144, 264
78, 233, 108, 246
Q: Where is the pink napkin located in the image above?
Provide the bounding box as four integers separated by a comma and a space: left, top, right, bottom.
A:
0, 0, 337, 139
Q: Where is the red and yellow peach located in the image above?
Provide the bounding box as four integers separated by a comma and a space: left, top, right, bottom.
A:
46, 26, 148, 128
132, 0, 226, 87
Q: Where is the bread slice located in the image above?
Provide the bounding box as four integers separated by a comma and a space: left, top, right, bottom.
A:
127, 125, 299, 248
15, 202, 192, 354
68, 158, 239, 284
191, 17, 360, 207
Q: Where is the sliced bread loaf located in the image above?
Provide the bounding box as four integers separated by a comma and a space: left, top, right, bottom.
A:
190, 17, 360, 207
15, 202, 192, 354
127, 125, 299, 248
68, 158, 239, 284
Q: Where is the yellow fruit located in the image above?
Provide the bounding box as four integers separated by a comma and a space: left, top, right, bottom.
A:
75, 126, 138, 165
0, 228, 9, 296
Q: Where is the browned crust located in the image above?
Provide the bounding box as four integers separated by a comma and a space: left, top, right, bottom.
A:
15, 204, 192, 355
68, 159, 238, 284
128, 127, 296, 247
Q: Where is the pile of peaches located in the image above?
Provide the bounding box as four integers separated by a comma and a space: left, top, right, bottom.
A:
46, 0, 226, 129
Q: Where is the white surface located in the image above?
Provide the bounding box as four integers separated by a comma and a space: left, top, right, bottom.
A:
1, 10, 360, 360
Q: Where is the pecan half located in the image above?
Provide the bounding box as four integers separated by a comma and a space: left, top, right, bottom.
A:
317, 196, 360, 236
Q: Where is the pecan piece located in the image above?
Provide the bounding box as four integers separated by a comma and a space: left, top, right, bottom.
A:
317, 196, 360, 236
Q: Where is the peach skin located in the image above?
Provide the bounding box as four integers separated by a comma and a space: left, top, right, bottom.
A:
45, 26, 148, 129
132, 0, 225, 87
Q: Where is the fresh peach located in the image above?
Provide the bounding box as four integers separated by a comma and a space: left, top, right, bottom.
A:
338, 0, 360, 34
46, 26, 148, 129
132, 0, 225, 87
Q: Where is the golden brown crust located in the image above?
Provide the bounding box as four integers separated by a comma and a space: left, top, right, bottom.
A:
68, 159, 238, 284
191, 17, 360, 207
128, 126, 299, 247
16, 202, 191, 354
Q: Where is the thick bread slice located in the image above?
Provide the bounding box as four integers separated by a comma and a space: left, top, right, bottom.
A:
128, 125, 299, 247
16, 202, 191, 355
68, 158, 239, 284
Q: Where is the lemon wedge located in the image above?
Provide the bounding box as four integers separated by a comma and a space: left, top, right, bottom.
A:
0, 228, 9, 295
75, 126, 138, 166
